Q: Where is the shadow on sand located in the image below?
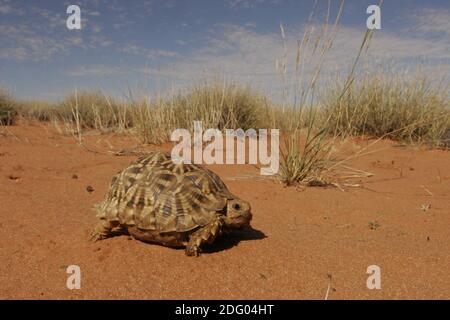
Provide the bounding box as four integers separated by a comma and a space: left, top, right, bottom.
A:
201, 226, 267, 254
94, 225, 267, 255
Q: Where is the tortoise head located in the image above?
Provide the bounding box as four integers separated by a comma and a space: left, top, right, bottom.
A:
222, 198, 252, 229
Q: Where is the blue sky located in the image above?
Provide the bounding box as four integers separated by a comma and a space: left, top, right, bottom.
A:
0, 0, 449, 100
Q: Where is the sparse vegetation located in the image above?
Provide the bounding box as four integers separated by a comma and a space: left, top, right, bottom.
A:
2, 68, 448, 147
2, 68, 448, 185
277, 0, 346, 186
3, 83, 270, 143
59, 90, 133, 133
131, 81, 271, 144
323, 72, 450, 146
0, 89, 18, 125
18, 100, 58, 122
2, 3, 449, 187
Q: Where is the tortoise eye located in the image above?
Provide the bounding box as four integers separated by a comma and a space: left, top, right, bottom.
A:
233, 203, 241, 210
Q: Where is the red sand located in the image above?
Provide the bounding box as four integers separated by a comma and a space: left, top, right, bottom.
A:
0, 123, 449, 299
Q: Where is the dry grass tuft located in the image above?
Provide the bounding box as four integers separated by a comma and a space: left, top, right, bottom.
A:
131, 81, 270, 144
0, 89, 18, 125
59, 90, 132, 133
277, 0, 347, 186
323, 72, 450, 147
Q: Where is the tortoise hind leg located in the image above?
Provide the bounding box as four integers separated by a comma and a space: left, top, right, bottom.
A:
185, 217, 223, 256
90, 220, 124, 241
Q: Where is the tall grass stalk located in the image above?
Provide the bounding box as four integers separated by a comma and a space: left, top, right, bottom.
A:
278, 0, 346, 185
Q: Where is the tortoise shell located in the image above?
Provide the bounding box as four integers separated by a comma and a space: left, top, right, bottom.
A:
95, 151, 234, 233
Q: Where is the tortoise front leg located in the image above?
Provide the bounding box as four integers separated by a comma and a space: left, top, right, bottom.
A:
185, 217, 223, 256
90, 220, 124, 241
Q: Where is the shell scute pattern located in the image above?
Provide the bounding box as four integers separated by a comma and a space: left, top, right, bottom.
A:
96, 151, 232, 233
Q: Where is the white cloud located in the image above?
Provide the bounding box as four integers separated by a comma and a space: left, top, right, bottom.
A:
142, 14, 450, 99
0, 24, 68, 60
122, 44, 179, 59
329, 25, 450, 65
142, 0, 153, 15
0, 3, 117, 61
89, 34, 114, 47
146, 49, 179, 59
87, 10, 101, 16
1, 2, 448, 99
0, 4, 11, 14
413, 8, 450, 36
67, 65, 127, 77
92, 25, 102, 33
0, 1, 24, 15
227, 0, 267, 9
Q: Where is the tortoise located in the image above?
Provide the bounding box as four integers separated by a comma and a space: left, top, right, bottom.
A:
91, 151, 252, 256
